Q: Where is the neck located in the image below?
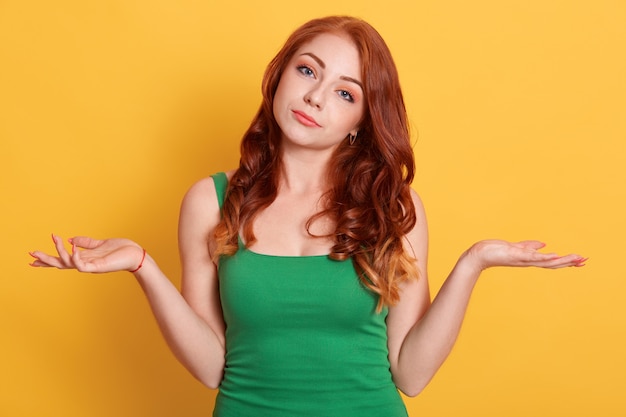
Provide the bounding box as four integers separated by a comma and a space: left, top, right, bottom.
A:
278, 151, 331, 195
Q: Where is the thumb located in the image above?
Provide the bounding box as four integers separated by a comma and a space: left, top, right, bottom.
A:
68, 236, 104, 249
515, 240, 547, 251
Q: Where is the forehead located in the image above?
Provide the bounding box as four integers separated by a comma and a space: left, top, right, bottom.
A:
292, 33, 362, 72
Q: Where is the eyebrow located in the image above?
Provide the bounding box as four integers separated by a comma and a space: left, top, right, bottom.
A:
300, 52, 364, 90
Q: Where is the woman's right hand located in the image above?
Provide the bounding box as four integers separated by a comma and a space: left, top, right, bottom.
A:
29, 235, 145, 274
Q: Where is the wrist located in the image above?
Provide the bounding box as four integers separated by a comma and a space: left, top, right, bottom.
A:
129, 248, 147, 273
458, 245, 488, 277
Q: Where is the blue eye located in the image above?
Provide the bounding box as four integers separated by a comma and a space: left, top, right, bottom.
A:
297, 65, 315, 77
338, 90, 355, 103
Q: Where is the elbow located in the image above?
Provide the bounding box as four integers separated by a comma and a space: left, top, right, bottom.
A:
187, 362, 224, 390
398, 384, 425, 398
202, 379, 221, 391
394, 374, 433, 398
396, 382, 425, 398
196, 371, 223, 390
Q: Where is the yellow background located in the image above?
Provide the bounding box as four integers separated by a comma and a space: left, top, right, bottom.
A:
1, 0, 624, 415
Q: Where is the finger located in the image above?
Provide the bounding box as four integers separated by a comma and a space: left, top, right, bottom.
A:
52, 234, 73, 266
69, 236, 104, 250
521, 250, 560, 263
574, 257, 589, 267
29, 252, 50, 268
539, 254, 586, 269
28, 250, 66, 269
70, 243, 93, 272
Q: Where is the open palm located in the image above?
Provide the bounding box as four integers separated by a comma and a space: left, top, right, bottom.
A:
30, 235, 144, 273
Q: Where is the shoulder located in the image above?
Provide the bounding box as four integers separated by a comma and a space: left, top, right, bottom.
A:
179, 170, 235, 235
409, 187, 426, 218
406, 187, 428, 246
181, 170, 236, 213
180, 177, 218, 221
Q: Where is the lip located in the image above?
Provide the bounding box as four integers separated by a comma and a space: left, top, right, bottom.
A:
292, 110, 321, 127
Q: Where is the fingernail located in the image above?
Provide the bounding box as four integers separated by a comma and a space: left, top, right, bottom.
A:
68, 238, 73, 244
51, 234, 56, 244
573, 256, 588, 267
28, 251, 37, 258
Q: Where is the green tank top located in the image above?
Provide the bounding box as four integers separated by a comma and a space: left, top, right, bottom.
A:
211, 172, 407, 417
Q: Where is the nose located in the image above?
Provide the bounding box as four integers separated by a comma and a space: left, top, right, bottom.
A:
303, 86, 324, 109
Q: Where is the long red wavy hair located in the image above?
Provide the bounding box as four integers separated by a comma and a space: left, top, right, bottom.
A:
214, 16, 418, 310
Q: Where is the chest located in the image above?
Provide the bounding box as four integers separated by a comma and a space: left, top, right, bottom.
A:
218, 250, 384, 333
248, 193, 334, 256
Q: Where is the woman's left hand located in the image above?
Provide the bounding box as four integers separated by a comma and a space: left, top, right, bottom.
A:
464, 239, 587, 272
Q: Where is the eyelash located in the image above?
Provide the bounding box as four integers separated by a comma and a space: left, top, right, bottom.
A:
338, 89, 355, 103
296, 64, 315, 78
295, 64, 356, 103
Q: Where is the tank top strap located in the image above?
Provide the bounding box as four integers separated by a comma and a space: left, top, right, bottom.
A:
211, 172, 228, 210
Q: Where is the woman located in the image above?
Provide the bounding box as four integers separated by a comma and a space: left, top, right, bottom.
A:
29, 16, 586, 416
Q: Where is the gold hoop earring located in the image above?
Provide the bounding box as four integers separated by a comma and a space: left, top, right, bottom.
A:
348, 132, 358, 145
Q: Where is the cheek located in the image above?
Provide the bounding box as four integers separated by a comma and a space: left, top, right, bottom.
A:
272, 75, 297, 113
342, 105, 364, 130
355, 104, 366, 128
272, 81, 288, 118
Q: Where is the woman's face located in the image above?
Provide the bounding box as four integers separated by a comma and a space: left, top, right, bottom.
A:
273, 33, 365, 154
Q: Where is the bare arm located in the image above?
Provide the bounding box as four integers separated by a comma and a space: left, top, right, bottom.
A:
386, 190, 586, 397
29, 177, 227, 388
